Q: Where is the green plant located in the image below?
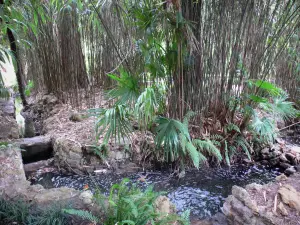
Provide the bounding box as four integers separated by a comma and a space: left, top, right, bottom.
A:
107, 69, 140, 106
155, 116, 204, 168
270, 95, 299, 121
25, 80, 34, 97
0, 198, 30, 224
134, 87, 159, 130
0, 198, 74, 225
65, 179, 187, 225
63, 209, 99, 224
192, 139, 222, 162
28, 204, 68, 225
250, 115, 277, 143
90, 105, 133, 144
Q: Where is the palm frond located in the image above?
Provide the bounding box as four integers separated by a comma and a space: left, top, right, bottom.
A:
251, 115, 277, 143
272, 94, 299, 121
106, 69, 140, 106
155, 117, 189, 162
193, 139, 222, 161
92, 104, 132, 144
155, 116, 202, 168
135, 87, 159, 129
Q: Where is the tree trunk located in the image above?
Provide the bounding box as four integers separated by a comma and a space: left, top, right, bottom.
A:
7, 29, 28, 107
0, 0, 28, 107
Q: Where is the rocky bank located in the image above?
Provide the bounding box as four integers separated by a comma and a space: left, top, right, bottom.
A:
222, 173, 300, 225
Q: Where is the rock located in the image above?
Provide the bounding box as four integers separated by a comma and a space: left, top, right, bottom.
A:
243, 158, 253, 164
246, 183, 263, 191
231, 186, 258, 213
275, 138, 285, 145
278, 202, 288, 216
279, 162, 292, 170
279, 154, 288, 162
79, 190, 93, 205
222, 195, 255, 224
24, 117, 36, 138
54, 137, 82, 154
294, 165, 300, 172
269, 158, 280, 166
285, 153, 297, 165
23, 159, 51, 173
278, 184, 300, 213
291, 146, 300, 154
261, 148, 270, 155
109, 150, 129, 161
0, 146, 86, 210
154, 196, 176, 216
69, 112, 83, 122
260, 160, 269, 165
284, 167, 296, 176
276, 174, 288, 182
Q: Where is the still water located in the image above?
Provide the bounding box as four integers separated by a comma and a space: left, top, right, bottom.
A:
31, 164, 280, 219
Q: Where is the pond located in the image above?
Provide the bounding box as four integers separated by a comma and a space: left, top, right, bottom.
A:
31, 164, 281, 220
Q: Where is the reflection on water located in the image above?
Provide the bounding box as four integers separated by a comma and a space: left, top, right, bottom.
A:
31, 165, 281, 219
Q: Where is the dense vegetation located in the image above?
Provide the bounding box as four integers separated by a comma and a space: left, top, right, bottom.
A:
0, 0, 299, 224
0, 0, 300, 171
0, 0, 299, 170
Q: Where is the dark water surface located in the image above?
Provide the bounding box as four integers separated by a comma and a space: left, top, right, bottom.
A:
31, 165, 281, 219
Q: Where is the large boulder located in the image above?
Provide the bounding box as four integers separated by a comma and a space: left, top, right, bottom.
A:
53, 137, 84, 172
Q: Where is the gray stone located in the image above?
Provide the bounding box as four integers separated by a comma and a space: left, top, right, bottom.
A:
278, 202, 288, 216
261, 148, 270, 155
284, 167, 296, 176
278, 184, 300, 213
285, 153, 297, 165
291, 146, 300, 154
79, 190, 93, 205
260, 160, 269, 165
246, 183, 263, 191
279, 162, 292, 170
23, 159, 51, 173
276, 174, 288, 182
0, 146, 86, 209
154, 196, 176, 217
232, 186, 258, 213
294, 165, 300, 172
279, 154, 288, 162
269, 158, 280, 166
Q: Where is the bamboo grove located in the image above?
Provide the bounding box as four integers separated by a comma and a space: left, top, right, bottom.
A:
1, 0, 299, 168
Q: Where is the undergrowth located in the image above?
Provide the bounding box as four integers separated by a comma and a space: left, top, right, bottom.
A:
0, 198, 71, 225
64, 178, 190, 225
90, 77, 299, 169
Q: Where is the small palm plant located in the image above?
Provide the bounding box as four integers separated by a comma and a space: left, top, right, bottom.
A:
90, 105, 133, 144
